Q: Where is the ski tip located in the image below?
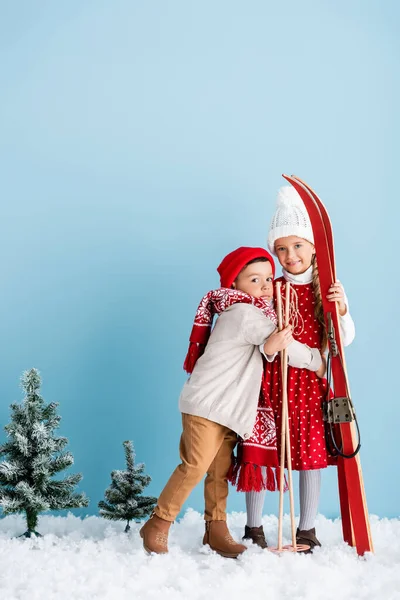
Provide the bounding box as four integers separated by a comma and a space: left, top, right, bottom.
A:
282, 174, 307, 190
281, 174, 300, 181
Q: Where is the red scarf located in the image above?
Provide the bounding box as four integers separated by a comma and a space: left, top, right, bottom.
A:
183, 288, 277, 373
228, 359, 287, 493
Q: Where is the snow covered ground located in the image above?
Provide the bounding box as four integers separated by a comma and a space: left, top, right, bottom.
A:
0, 510, 398, 600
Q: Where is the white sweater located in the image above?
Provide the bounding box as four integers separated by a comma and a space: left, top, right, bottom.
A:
179, 303, 322, 439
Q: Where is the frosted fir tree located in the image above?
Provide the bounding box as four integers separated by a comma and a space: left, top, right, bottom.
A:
99, 440, 156, 532
0, 368, 89, 537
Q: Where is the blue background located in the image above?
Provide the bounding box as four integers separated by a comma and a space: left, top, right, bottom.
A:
0, 0, 398, 519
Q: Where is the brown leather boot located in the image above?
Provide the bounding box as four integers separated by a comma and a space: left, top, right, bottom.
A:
203, 520, 247, 558
140, 513, 172, 554
243, 525, 268, 549
296, 527, 321, 554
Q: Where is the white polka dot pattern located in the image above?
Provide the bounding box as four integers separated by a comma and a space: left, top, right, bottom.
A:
264, 278, 336, 471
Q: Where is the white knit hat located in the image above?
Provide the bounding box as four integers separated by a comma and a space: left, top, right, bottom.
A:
267, 185, 314, 255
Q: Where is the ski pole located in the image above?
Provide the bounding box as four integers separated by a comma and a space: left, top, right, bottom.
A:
283, 282, 297, 551
272, 282, 310, 554
276, 281, 286, 551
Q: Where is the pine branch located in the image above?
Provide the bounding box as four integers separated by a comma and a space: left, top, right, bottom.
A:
0, 460, 27, 484
0, 495, 25, 513
49, 492, 89, 510
48, 452, 74, 475
52, 437, 69, 453
41, 402, 60, 421
47, 473, 83, 494
14, 482, 49, 512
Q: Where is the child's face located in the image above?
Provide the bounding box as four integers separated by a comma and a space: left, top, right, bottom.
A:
274, 236, 315, 274
233, 261, 274, 299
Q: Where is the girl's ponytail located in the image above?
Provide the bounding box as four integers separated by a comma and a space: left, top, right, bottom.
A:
311, 255, 327, 351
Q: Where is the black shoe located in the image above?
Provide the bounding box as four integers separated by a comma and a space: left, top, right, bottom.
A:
296, 527, 321, 554
243, 525, 268, 549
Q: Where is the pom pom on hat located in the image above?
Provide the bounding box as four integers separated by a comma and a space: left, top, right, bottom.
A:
267, 185, 314, 254
276, 185, 306, 209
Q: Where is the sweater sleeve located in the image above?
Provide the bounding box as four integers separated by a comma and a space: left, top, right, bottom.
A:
339, 289, 355, 347
242, 310, 277, 346
259, 344, 277, 362
287, 341, 322, 371
260, 339, 322, 370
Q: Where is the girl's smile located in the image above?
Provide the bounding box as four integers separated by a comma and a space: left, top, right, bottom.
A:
274, 236, 315, 275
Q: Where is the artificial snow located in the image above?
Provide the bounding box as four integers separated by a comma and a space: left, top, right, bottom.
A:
0, 510, 398, 600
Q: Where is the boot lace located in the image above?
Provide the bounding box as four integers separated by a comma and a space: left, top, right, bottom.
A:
155, 532, 168, 549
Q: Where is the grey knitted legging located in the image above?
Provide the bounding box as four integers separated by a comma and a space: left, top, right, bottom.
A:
245, 469, 321, 531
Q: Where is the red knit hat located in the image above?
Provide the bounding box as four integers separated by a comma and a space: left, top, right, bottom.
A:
217, 247, 275, 288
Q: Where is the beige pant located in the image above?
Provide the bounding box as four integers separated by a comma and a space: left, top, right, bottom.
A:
155, 414, 238, 522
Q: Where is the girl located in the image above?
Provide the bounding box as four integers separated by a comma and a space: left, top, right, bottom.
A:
140, 246, 323, 558
239, 186, 355, 552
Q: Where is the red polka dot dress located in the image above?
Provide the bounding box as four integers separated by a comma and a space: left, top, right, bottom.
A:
267, 276, 336, 471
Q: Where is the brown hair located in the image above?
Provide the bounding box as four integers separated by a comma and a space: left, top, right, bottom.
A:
243, 257, 269, 267
311, 255, 327, 351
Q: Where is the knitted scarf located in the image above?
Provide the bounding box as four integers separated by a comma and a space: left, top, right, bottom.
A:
183, 287, 277, 373
228, 357, 287, 493
183, 287, 283, 493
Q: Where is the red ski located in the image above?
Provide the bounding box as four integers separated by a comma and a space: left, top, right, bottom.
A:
282, 174, 373, 556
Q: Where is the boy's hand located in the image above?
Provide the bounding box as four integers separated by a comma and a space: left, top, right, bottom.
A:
316, 354, 327, 378
263, 325, 294, 355
326, 280, 346, 316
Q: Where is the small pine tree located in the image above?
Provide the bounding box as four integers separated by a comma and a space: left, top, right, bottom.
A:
99, 440, 156, 532
0, 368, 89, 537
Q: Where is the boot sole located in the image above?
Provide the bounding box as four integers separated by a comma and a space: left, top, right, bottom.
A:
242, 537, 268, 549
207, 544, 245, 559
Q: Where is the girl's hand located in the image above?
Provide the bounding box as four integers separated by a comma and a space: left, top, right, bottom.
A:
326, 280, 347, 316
316, 354, 327, 378
264, 325, 294, 355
